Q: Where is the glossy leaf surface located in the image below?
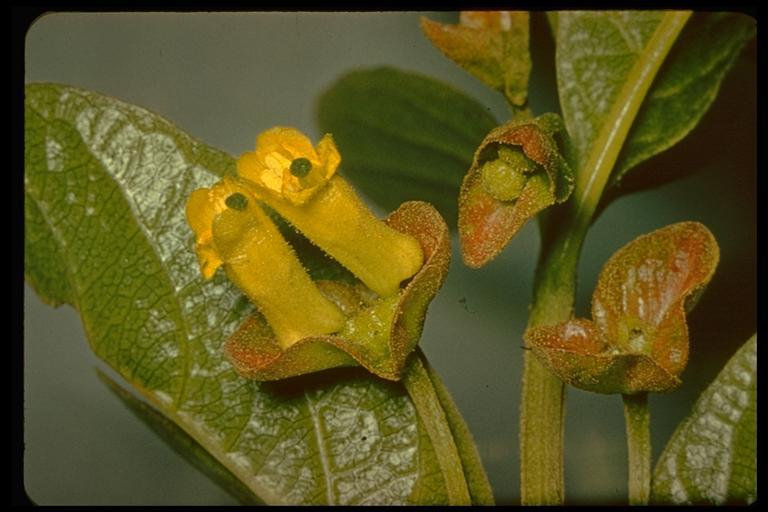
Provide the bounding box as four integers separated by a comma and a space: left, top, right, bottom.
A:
24, 83, 489, 504
98, 371, 262, 505
557, 11, 666, 169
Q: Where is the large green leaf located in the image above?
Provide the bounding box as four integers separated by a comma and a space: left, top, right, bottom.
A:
316, 67, 498, 227
24, 83, 489, 505
651, 334, 756, 505
556, 11, 754, 196
97, 370, 263, 505
612, 12, 755, 188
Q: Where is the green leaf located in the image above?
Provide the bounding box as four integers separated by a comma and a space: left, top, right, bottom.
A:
556, 11, 754, 199
24, 83, 487, 505
316, 67, 498, 228
651, 334, 756, 505
557, 11, 668, 169
24, 189, 73, 307
611, 12, 756, 188
97, 370, 263, 505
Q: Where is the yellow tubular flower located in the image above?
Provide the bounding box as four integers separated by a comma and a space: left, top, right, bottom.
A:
185, 177, 345, 348
237, 127, 424, 297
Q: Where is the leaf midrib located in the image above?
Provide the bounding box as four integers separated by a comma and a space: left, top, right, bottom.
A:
567, 11, 693, 226
305, 392, 335, 505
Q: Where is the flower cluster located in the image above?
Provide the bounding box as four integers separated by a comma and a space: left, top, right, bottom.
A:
186, 128, 450, 380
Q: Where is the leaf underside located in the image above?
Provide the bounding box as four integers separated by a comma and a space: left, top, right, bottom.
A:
24, 83, 490, 505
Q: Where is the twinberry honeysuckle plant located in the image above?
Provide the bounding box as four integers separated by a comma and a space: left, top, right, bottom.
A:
24, 10, 755, 506
319, 10, 754, 505
187, 127, 451, 382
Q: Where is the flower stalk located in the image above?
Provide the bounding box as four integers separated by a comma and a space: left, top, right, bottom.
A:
519, 11, 691, 504
402, 353, 471, 505
623, 393, 651, 505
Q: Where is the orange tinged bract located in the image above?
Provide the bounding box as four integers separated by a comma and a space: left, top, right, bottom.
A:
459, 114, 574, 268
525, 222, 720, 394
225, 201, 451, 381
421, 11, 531, 107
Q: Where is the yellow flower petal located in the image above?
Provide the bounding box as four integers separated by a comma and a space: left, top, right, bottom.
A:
242, 175, 424, 297
256, 126, 317, 159
236, 127, 423, 297
315, 133, 341, 178
236, 127, 339, 205
185, 176, 245, 279
185, 175, 346, 347
211, 195, 345, 348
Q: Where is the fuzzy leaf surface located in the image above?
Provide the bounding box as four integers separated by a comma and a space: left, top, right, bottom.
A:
652, 335, 756, 505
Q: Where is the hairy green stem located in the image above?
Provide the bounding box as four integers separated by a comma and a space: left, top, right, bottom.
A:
520, 216, 587, 505
623, 393, 651, 505
519, 11, 691, 505
403, 353, 471, 505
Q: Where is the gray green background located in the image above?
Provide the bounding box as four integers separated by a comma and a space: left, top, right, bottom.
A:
24, 12, 755, 505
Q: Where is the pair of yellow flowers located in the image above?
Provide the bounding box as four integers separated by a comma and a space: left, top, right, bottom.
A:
186, 127, 424, 350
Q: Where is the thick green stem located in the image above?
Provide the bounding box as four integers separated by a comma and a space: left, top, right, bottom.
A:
518, 12, 691, 504
623, 393, 651, 505
520, 216, 587, 505
403, 353, 471, 505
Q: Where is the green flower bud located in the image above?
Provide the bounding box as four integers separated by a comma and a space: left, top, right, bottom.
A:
480, 147, 542, 201
459, 114, 574, 268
